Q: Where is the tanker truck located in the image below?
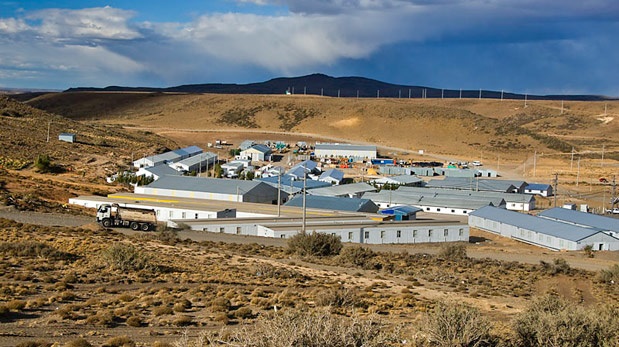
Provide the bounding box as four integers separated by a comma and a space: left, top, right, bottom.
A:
96, 203, 157, 231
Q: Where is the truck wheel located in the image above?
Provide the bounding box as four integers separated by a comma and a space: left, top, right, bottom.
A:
102, 219, 112, 227
140, 223, 150, 231
130, 222, 139, 230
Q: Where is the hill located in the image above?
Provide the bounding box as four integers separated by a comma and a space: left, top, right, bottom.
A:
65, 73, 614, 101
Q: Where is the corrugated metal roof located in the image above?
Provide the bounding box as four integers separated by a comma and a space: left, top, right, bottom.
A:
180, 145, 203, 156
427, 177, 519, 192
526, 183, 552, 190
315, 143, 377, 151
380, 205, 422, 215
539, 207, 619, 232
374, 175, 423, 185
319, 169, 344, 181
143, 175, 274, 195
285, 195, 379, 213
256, 175, 331, 191
174, 152, 217, 166
363, 191, 501, 210
142, 164, 182, 178
307, 182, 377, 197
396, 186, 535, 203
470, 206, 603, 241
245, 144, 271, 154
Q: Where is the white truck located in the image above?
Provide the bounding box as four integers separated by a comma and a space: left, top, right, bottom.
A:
606, 208, 619, 214
96, 204, 157, 231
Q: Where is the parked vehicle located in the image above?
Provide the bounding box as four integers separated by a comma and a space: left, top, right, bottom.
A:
96, 204, 157, 231
606, 208, 619, 214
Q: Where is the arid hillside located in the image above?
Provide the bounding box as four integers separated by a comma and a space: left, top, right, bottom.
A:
27, 92, 619, 162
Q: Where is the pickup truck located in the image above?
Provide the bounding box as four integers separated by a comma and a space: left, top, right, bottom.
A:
606, 208, 619, 214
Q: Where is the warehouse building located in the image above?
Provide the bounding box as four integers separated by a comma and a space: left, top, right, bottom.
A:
538, 207, 619, 237
285, 195, 379, 213
469, 206, 619, 251
396, 186, 536, 211
176, 217, 469, 244
136, 164, 183, 181
135, 175, 279, 204
255, 174, 331, 195
427, 177, 527, 193
239, 144, 272, 162
318, 169, 345, 185
133, 146, 203, 168
314, 143, 377, 160
169, 152, 218, 173
307, 182, 377, 198
372, 175, 423, 187
363, 190, 503, 215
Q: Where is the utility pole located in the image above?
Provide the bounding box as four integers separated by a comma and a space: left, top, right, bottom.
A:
501, 90, 504, 101
601, 144, 605, 167
570, 147, 574, 171
277, 173, 281, 217
459, 89, 462, 99
399, 89, 401, 99
377, 90, 380, 98
553, 173, 558, 207
304, 86, 306, 95
576, 157, 580, 187
302, 163, 307, 234
441, 89, 444, 99
46, 121, 51, 143
479, 89, 482, 99
533, 150, 537, 177
408, 89, 411, 98
337, 89, 340, 98
524, 93, 528, 108
321, 88, 323, 97
561, 100, 564, 115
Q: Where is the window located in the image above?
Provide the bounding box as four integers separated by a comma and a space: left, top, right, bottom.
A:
182, 212, 186, 219
428, 229, 433, 237
437, 208, 441, 212
381, 230, 385, 239
413, 230, 417, 237
236, 227, 241, 234
194, 213, 198, 219
459, 229, 464, 236
444, 229, 449, 237
219, 227, 224, 233
348, 232, 353, 240
426, 207, 430, 211
463, 211, 468, 214
168, 211, 173, 218
397, 230, 401, 238
156, 210, 160, 216
451, 209, 455, 213
364, 231, 370, 239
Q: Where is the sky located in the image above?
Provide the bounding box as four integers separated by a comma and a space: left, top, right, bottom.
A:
1, 0, 618, 96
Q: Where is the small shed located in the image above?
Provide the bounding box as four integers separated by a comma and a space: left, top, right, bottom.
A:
59, 133, 76, 143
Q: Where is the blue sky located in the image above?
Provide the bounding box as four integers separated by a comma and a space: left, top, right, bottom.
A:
1, 0, 618, 95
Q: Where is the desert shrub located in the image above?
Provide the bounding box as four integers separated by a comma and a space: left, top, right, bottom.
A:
103, 336, 135, 347
438, 244, 468, 261
337, 246, 381, 269
155, 229, 179, 245
540, 258, 571, 275
16, 341, 52, 347
233, 306, 253, 319
418, 300, 493, 347
6, 299, 26, 311
174, 315, 193, 326
597, 264, 619, 284
173, 298, 192, 312
512, 294, 618, 346
315, 285, 360, 308
126, 316, 142, 327
153, 306, 173, 316
86, 310, 114, 326
287, 232, 343, 257
210, 308, 399, 347
0, 304, 8, 316
210, 297, 231, 312
34, 154, 51, 173
100, 243, 155, 272
64, 338, 93, 347
583, 244, 595, 258
0, 241, 75, 260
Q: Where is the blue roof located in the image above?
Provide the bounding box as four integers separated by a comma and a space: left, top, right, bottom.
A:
538, 207, 619, 233
285, 195, 378, 213
290, 160, 318, 172
319, 169, 344, 181
380, 205, 422, 215
470, 206, 604, 242
526, 183, 552, 190
256, 175, 331, 191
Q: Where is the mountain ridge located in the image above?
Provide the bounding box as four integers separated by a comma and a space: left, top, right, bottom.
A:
65, 73, 615, 101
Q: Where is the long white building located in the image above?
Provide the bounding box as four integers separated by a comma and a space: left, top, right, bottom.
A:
314, 143, 377, 160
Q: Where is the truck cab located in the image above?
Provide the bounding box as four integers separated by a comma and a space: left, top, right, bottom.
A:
96, 204, 113, 225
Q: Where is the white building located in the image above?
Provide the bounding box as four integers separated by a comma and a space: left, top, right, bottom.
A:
469, 206, 619, 251
133, 146, 203, 168
239, 144, 272, 162
169, 152, 217, 173
318, 169, 345, 185
314, 143, 377, 160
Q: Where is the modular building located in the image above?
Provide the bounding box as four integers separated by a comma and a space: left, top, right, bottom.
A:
169, 152, 218, 173
538, 207, 619, 238
314, 143, 377, 160
133, 146, 203, 168
469, 206, 619, 251
59, 133, 76, 143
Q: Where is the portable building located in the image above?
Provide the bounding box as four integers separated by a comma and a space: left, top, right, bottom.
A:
59, 133, 76, 143
239, 144, 272, 162
524, 183, 553, 197
284, 195, 379, 213
538, 207, 619, 237
469, 206, 619, 251
318, 169, 345, 185
307, 182, 377, 198
314, 143, 377, 159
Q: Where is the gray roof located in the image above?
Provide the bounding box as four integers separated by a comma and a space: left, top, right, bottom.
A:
143, 175, 275, 196
427, 177, 522, 192
315, 143, 377, 152
396, 186, 535, 204
374, 175, 423, 185
470, 206, 604, 242
256, 175, 331, 194
307, 182, 377, 197
142, 164, 182, 178
245, 144, 271, 154
285, 195, 379, 213
319, 169, 345, 181
174, 152, 217, 167
539, 207, 619, 233
363, 191, 500, 210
